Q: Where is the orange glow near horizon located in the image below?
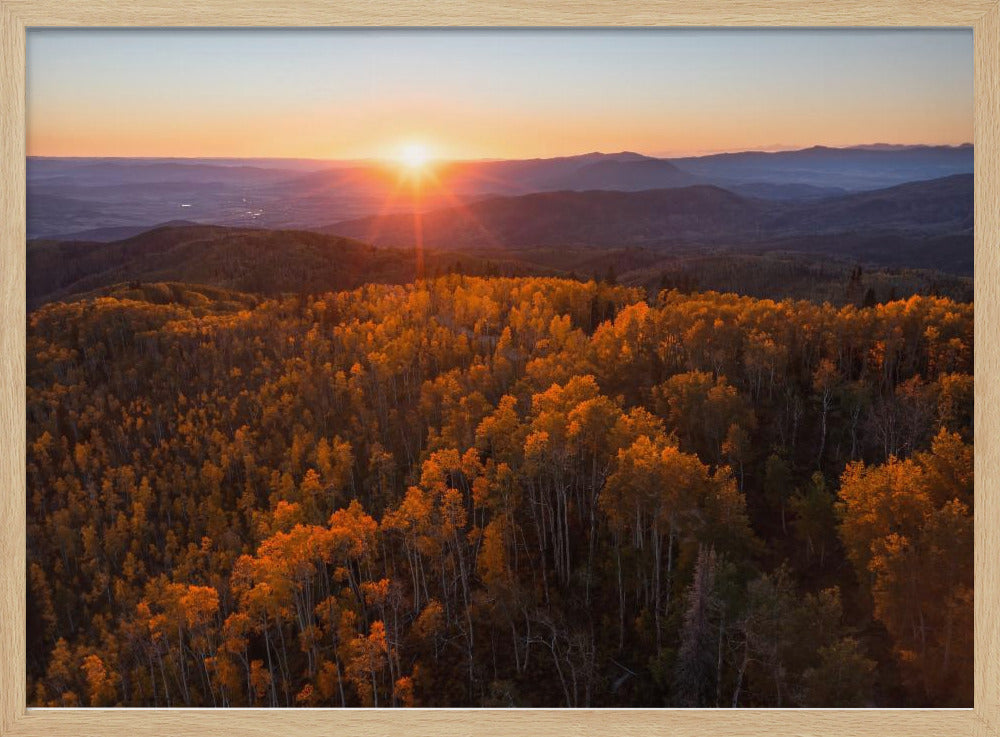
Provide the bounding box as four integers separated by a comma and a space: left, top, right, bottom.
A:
354, 148, 505, 279
24, 115, 974, 162
25, 29, 973, 161
25, 111, 974, 161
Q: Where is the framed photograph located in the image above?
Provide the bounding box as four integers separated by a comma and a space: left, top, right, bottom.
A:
1, 2, 997, 736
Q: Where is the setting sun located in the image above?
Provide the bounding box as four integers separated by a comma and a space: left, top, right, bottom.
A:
398, 142, 431, 170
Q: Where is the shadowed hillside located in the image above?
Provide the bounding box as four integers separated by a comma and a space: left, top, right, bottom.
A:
323, 175, 973, 274
326, 185, 770, 250
26, 225, 540, 309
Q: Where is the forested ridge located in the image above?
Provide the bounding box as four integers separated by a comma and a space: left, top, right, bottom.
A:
26, 275, 973, 708
28, 223, 973, 313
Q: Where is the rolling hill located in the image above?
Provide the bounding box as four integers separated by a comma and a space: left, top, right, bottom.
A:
765, 173, 973, 234
325, 185, 769, 250
322, 174, 973, 272
26, 224, 541, 309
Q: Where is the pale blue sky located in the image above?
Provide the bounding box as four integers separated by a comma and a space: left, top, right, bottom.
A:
26, 29, 974, 159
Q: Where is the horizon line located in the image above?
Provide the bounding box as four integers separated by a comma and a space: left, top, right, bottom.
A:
26, 141, 975, 163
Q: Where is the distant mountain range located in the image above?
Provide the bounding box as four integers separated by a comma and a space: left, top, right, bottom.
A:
27, 144, 973, 239
669, 144, 974, 188
25, 144, 974, 306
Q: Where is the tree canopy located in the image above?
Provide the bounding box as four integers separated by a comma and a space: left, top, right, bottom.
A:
27, 275, 973, 707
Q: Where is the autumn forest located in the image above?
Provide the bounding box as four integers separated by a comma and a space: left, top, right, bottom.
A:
26, 274, 973, 708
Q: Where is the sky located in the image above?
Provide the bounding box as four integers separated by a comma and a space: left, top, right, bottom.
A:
26, 29, 973, 161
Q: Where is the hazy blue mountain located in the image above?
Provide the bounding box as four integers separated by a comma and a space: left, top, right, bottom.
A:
549, 158, 703, 190
725, 182, 848, 201
671, 144, 973, 189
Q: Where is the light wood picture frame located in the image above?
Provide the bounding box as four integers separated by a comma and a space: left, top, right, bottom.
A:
1, 2, 997, 735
